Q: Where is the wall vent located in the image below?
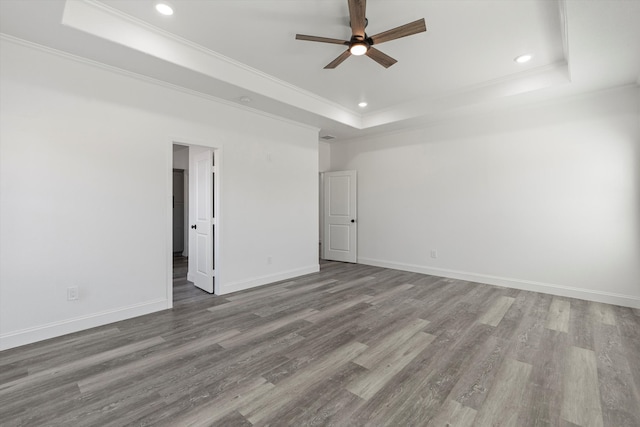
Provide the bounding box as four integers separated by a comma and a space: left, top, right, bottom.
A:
320, 135, 336, 140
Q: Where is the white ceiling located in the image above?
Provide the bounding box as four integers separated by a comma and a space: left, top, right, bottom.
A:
1, 0, 639, 141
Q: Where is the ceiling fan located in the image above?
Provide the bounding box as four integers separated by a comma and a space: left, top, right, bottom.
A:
295, 0, 426, 69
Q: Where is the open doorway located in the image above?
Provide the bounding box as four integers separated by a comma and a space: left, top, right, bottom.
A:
170, 142, 220, 305
172, 168, 186, 255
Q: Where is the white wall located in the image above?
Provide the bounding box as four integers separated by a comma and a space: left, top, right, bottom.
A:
331, 85, 640, 307
0, 39, 319, 350
319, 141, 332, 172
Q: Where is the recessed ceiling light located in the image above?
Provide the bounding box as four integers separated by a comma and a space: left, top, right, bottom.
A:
358, 101, 368, 108
155, 2, 174, 16
514, 54, 533, 64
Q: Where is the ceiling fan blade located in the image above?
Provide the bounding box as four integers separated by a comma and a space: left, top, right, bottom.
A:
296, 34, 350, 45
324, 50, 352, 69
348, 0, 367, 38
366, 47, 397, 68
369, 18, 426, 45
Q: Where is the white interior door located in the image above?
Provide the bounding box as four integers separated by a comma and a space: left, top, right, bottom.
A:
191, 150, 214, 293
323, 170, 357, 263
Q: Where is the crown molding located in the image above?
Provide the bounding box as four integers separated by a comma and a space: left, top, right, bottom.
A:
0, 34, 320, 133
4, 0, 586, 138
340, 82, 639, 144
55, 0, 576, 134
63, 0, 362, 128
362, 60, 570, 129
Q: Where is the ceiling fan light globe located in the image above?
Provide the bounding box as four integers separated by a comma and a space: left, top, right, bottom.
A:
350, 43, 368, 56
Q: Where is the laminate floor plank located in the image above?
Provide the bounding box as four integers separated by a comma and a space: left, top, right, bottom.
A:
352, 299, 425, 344
507, 292, 553, 365
50, 323, 301, 425
293, 302, 370, 343
592, 321, 640, 426
0, 336, 165, 395
353, 317, 429, 369
546, 298, 571, 333
449, 334, 510, 411
225, 280, 297, 301
325, 275, 377, 293
152, 377, 272, 427
76, 328, 240, 393
408, 276, 455, 300
0, 326, 122, 368
217, 308, 316, 349
262, 331, 357, 385
0, 364, 27, 387
348, 322, 496, 426
306, 294, 374, 323
1, 260, 638, 426
615, 306, 640, 414
49, 336, 293, 426
422, 301, 480, 338
407, 273, 444, 287
479, 295, 516, 327
38, 350, 226, 426
502, 290, 539, 323
206, 287, 293, 313
238, 341, 368, 424
568, 298, 596, 351
365, 283, 414, 305
590, 301, 617, 326
157, 310, 261, 343
353, 299, 427, 345
517, 328, 567, 426
427, 399, 477, 427
254, 363, 367, 427
347, 331, 435, 401
250, 290, 327, 318
491, 292, 543, 343
0, 382, 81, 425
416, 281, 484, 326
456, 284, 505, 316
561, 346, 604, 427
473, 358, 533, 427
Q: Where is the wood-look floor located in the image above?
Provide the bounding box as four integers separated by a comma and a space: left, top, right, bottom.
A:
1, 258, 639, 426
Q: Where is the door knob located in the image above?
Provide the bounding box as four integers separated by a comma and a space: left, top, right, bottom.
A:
191, 224, 197, 229
351, 219, 355, 223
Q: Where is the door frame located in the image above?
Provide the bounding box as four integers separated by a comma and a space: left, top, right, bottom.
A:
167, 139, 222, 308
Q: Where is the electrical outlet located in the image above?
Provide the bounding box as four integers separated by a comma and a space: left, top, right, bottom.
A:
267, 256, 272, 265
430, 250, 438, 259
67, 286, 79, 301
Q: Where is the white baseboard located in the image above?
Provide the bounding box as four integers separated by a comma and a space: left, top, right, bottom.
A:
220, 264, 320, 295
0, 299, 168, 351
358, 257, 640, 309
